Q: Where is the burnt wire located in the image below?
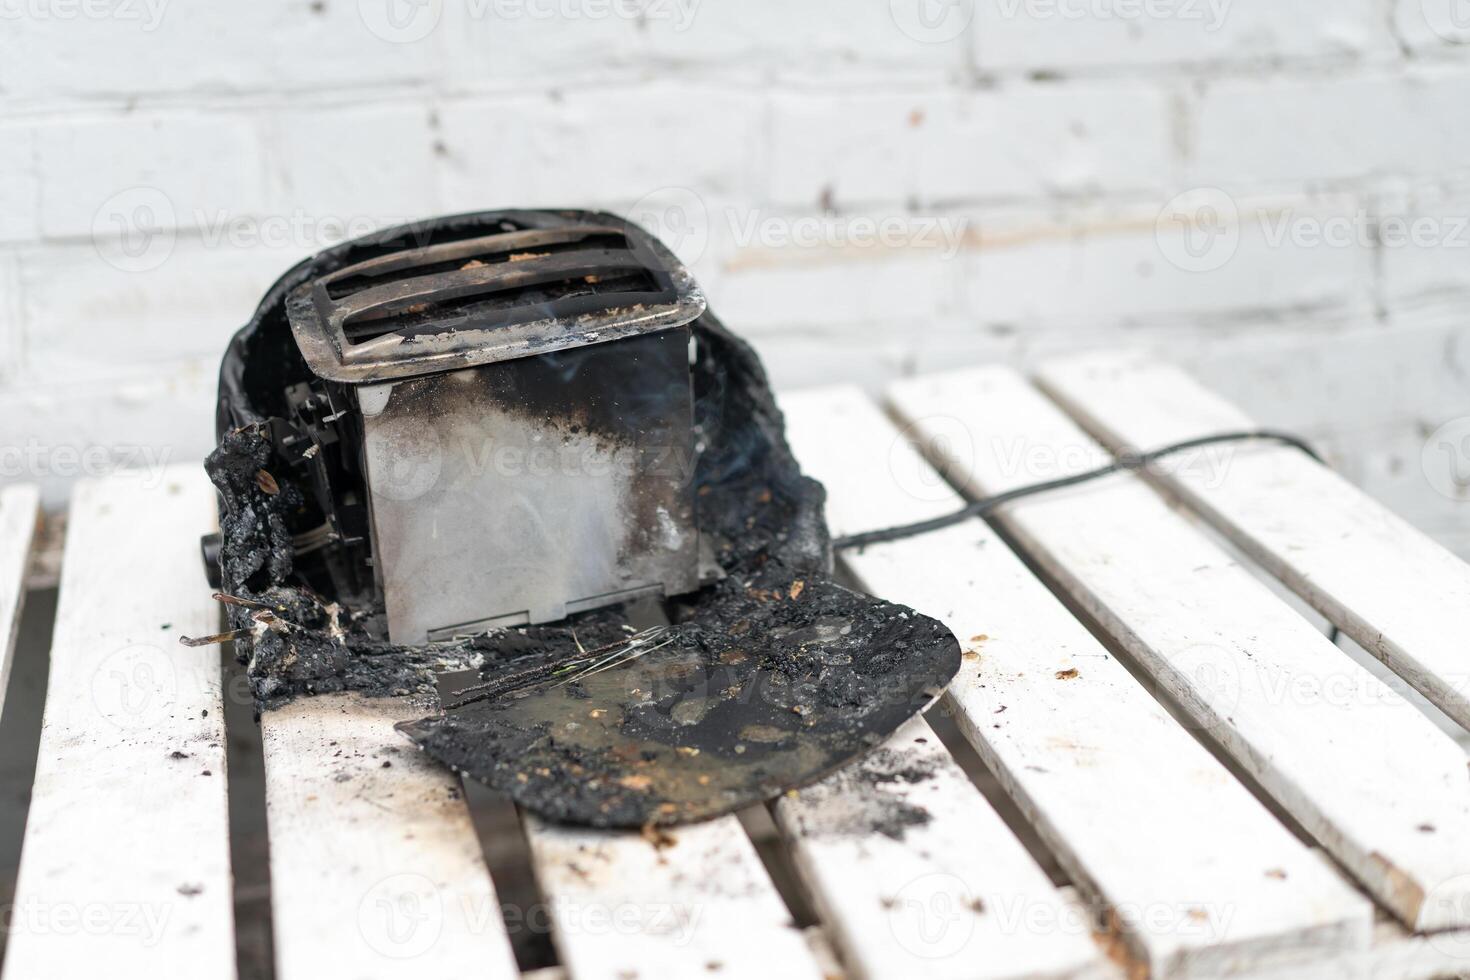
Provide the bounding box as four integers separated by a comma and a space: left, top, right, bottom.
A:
833, 429, 1326, 552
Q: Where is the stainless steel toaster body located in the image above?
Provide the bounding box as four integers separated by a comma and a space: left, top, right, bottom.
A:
280, 214, 709, 644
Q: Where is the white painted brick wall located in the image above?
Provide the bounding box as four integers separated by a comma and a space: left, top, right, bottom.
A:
1376, 174, 1470, 303
19, 241, 288, 381
265, 103, 441, 219
975, 0, 1393, 71
0, 124, 38, 244
1190, 68, 1470, 189
33, 112, 269, 238
957, 196, 1377, 326
766, 84, 1176, 206
0, 0, 1467, 559
441, 0, 974, 79
0, 4, 443, 97
0, 254, 21, 384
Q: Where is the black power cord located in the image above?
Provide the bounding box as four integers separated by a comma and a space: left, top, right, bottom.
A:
833, 429, 1325, 552
832, 426, 1345, 645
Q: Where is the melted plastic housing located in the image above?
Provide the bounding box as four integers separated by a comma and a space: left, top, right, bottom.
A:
207, 208, 962, 828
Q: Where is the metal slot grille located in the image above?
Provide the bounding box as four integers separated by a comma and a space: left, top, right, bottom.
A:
285, 218, 705, 383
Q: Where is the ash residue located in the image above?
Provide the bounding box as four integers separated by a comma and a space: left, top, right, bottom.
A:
203, 209, 960, 826
787, 748, 941, 842
866, 800, 932, 842
861, 748, 944, 787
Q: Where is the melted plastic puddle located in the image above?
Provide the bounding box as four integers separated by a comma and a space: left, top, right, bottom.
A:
402, 576, 957, 828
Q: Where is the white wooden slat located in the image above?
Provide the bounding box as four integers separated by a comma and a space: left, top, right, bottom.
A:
0, 483, 39, 724
524, 814, 827, 980
887, 368, 1470, 933
771, 715, 1104, 980
782, 388, 1371, 979
1, 469, 235, 980
1035, 352, 1470, 735
261, 693, 521, 980
1253, 913, 1470, 980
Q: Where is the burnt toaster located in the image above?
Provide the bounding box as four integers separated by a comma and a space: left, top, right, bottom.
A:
264, 215, 714, 644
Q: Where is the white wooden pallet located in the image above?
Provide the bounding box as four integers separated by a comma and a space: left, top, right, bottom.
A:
1, 358, 1468, 980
